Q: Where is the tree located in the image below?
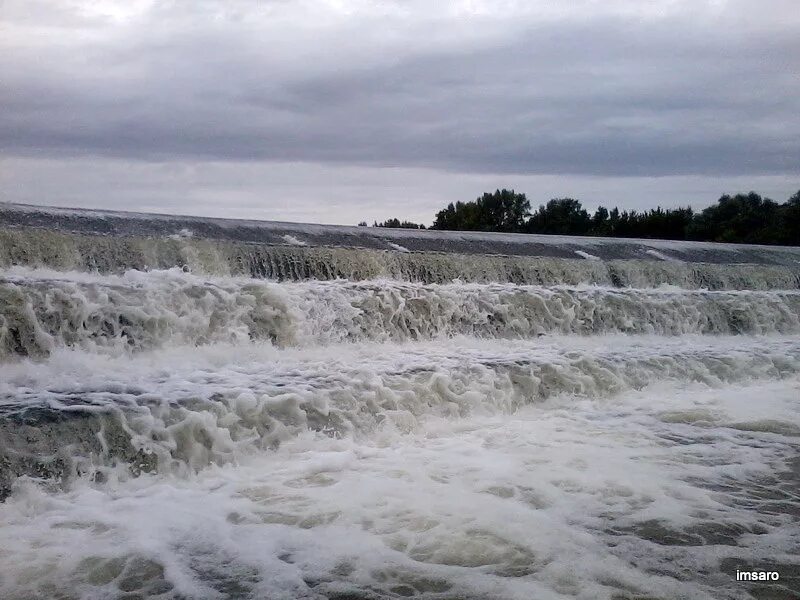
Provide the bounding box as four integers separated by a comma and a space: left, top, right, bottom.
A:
526, 198, 590, 235
590, 206, 611, 236
432, 189, 531, 232
373, 218, 426, 229
388, 189, 798, 245
688, 192, 782, 244
775, 190, 800, 245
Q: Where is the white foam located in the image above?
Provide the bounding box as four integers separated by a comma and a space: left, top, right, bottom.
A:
574, 250, 600, 260
387, 242, 410, 253
168, 228, 194, 240
0, 247, 797, 600
645, 248, 676, 261
281, 234, 307, 246
2, 269, 799, 358
1, 375, 797, 599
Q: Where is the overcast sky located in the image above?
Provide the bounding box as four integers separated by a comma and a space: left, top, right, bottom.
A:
1, 0, 798, 225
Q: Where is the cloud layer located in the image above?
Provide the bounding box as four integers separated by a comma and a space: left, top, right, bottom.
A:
1, 1, 798, 221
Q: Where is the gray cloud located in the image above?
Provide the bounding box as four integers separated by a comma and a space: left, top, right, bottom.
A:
2, 1, 798, 178
1, 1, 798, 224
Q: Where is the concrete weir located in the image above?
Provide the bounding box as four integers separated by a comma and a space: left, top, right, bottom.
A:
2, 202, 800, 288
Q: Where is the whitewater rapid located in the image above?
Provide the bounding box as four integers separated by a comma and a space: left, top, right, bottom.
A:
3, 268, 800, 358
0, 207, 799, 599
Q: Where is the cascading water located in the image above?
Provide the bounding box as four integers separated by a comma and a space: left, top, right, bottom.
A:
1, 205, 798, 600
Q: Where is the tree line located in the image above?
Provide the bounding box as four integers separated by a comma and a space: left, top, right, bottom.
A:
364, 218, 427, 229
366, 189, 800, 245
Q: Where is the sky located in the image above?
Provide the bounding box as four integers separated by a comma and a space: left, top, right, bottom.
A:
1, 0, 798, 226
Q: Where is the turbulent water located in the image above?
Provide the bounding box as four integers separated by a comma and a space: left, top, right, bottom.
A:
1, 207, 799, 600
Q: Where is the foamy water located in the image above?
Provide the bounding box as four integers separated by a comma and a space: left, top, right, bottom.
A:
1, 219, 799, 599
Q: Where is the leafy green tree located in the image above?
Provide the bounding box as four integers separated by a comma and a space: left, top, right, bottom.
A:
775, 190, 800, 245
422, 189, 798, 245
432, 189, 530, 232
590, 206, 611, 236
526, 198, 590, 235
688, 192, 781, 243
373, 218, 426, 229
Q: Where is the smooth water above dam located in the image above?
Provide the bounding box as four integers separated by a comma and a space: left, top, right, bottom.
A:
0, 204, 798, 600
